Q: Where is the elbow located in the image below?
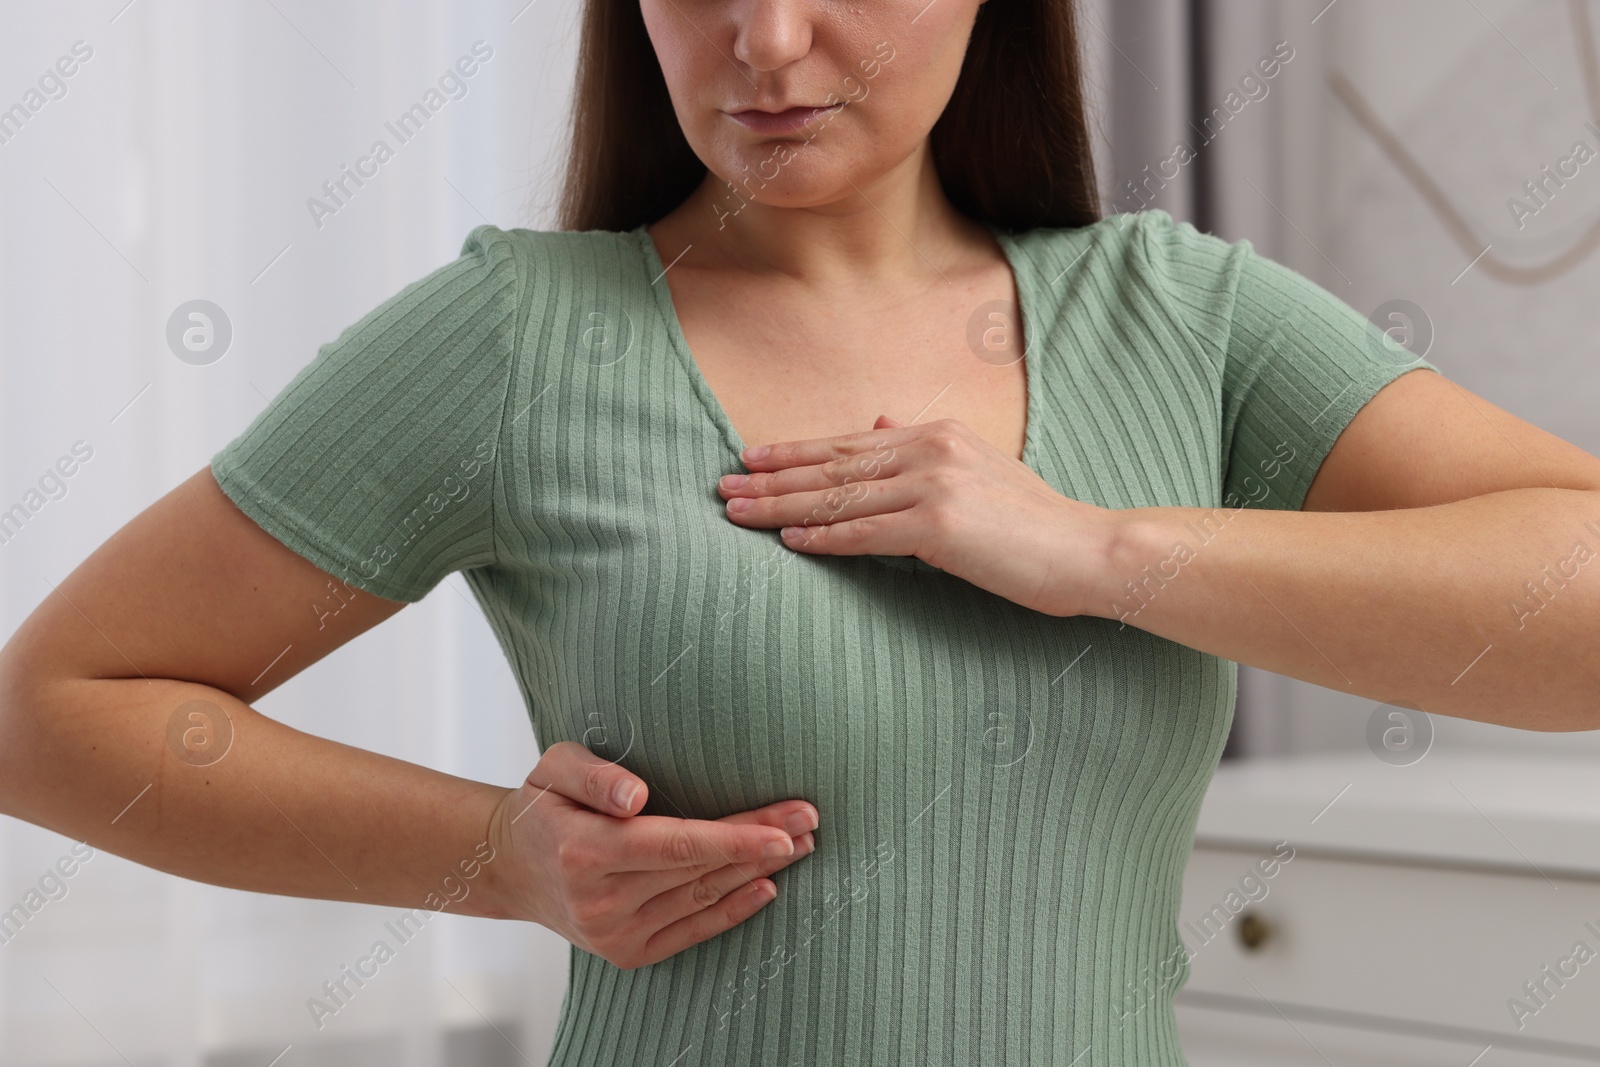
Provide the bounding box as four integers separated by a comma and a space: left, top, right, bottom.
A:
0, 648, 37, 819
0, 640, 78, 821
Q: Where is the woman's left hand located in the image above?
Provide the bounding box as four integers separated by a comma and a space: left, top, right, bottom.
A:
716, 414, 1122, 618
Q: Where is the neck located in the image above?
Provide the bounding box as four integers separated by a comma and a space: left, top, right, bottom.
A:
655, 144, 986, 290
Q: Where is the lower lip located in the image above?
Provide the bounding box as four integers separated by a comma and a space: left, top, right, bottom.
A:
729, 103, 846, 135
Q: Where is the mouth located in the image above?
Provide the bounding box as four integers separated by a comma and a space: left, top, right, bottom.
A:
727, 102, 847, 136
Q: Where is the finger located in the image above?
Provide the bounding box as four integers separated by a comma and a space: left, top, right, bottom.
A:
606, 800, 819, 901
634, 830, 815, 930
715, 800, 819, 838
724, 474, 919, 532
609, 813, 796, 872
629, 801, 819, 895
739, 422, 913, 472
636, 875, 781, 967
718, 448, 899, 504
874, 414, 904, 429
526, 740, 649, 818
779, 510, 925, 558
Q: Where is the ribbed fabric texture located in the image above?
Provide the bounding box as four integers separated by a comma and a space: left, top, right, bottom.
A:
210, 208, 1438, 1066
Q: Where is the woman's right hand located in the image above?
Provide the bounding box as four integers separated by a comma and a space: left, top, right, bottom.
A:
483, 740, 818, 970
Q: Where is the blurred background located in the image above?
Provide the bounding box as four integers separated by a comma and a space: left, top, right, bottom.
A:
1, 1, 1598, 1064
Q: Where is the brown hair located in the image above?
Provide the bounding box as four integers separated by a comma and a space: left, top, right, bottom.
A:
545, 0, 1101, 234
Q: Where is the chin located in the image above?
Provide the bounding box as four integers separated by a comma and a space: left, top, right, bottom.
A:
710, 168, 866, 213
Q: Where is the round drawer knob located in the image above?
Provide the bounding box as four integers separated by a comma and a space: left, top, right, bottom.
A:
1237, 911, 1273, 952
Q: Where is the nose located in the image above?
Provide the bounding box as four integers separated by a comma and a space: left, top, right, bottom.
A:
731, 0, 814, 73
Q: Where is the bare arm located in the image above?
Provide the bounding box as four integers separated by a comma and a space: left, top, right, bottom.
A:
1091, 370, 1600, 732
0, 466, 514, 916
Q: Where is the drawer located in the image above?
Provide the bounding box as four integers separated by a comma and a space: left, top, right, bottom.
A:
1175, 845, 1600, 1055
1175, 999, 1600, 1066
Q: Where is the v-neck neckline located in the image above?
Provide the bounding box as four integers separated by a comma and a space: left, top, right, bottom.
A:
632, 220, 1043, 477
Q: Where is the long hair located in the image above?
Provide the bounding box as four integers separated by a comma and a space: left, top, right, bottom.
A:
547, 0, 1101, 234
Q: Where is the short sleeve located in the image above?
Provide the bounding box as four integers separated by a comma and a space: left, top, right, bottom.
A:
210, 224, 527, 603
1134, 209, 1442, 513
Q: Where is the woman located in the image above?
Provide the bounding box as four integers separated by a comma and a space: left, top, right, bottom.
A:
4, 0, 1599, 1063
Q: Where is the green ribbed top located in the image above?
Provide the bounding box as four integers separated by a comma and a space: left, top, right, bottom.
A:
210, 208, 1437, 1065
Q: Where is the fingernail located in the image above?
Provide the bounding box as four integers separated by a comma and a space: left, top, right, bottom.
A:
763, 836, 794, 858
784, 809, 818, 835
798, 831, 815, 854
743, 445, 770, 461
720, 474, 748, 489
613, 779, 640, 810
726, 497, 752, 513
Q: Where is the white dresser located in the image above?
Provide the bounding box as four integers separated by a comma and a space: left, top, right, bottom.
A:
1174, 752, 1600, 1065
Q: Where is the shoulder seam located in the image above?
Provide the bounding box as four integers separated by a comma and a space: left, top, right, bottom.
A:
476, 225, 536, 574
1126, 209, 1234, 363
